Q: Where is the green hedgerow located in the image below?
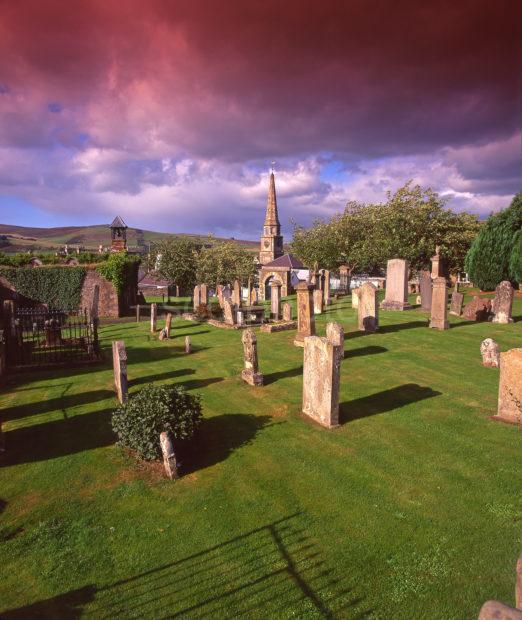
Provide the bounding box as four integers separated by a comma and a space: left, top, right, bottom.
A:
97, 252, 140, 295
112, 384, 202, 460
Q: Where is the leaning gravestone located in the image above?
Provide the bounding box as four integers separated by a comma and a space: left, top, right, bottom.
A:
159, 313, 172, 340
492, 281, 514, 324
159, 431, 179, 479
223, 299, 236, 326
313, 289, 323, 315
282, 302, 292, 321
302, 324, 343, 428
358, 282, 378, 332
241, 329, 263, 386
150, 303, 157, 333
294, 282, 316, 347
419, 270, 432, 311
449, 291, 464, 316
381, 259, 412, 310
429, 277, 449, 330
495, 348, 522, 425
480, 338, 500, 367
112, 340, 128, 404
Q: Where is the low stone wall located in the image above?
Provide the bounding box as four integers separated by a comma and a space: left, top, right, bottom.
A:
260, 321, 297, 333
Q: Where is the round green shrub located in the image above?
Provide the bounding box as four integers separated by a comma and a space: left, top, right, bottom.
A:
112, 384, 202, 460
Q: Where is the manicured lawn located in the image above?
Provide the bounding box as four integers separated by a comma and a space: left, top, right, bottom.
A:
1, 292, 521, 618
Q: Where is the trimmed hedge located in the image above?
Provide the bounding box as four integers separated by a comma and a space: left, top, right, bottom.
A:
0, 266, 87, 310
97, 253, 140, 295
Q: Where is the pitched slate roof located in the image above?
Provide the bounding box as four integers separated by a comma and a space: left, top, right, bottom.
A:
262, 253, 304, 269
110, 215, 127, 228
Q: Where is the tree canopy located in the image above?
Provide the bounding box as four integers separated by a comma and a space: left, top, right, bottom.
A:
196, 240, 256, 287
148, 238, 200, 292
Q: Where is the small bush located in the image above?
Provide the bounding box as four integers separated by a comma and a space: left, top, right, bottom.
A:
112, 384, 202, 460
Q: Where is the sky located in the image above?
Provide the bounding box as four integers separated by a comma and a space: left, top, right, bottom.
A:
0, 0, 520, 238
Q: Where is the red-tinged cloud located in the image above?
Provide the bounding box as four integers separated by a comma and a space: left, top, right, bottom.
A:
0, 0, 520, 234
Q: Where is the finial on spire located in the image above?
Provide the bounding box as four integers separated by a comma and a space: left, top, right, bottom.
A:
271, 160, 276, 174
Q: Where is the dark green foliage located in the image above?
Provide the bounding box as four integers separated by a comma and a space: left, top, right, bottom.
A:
112, 384, 202, 460
0, 251, 108, 267
0, 266, 86, 310
97, 253, 140, 295
465, 192, 522, 290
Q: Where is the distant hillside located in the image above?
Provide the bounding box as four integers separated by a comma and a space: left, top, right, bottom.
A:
0, 223, 259, 253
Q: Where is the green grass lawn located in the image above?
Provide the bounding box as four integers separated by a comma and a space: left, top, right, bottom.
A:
1, 292, 521, 618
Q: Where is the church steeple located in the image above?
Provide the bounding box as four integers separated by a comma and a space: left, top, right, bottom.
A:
259, 166, 284, 265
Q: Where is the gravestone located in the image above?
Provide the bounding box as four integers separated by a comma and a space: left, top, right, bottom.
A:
282, 302, 292, 321
431, 246, 444, 279
136, 304, 141, 322
415, 295, 421, 305
323, 270, 331, 306
237, 310, 244, 326
270, 280, 282, 320
313, 289, 323, 315
223, 299, 236, 325
326, 321, 344, 366
449, 292, 464, 316
294, 282, 316, 347
159, 313, 173, 340
159, 431, 179, 479
200, 284, 208, 307
351, 288, 359, 308
302, 325, 343, 428
496, 348, 522, 425
217, 285, 224, 308
232, 280, 241, 307
381, 259, 411, 310
339, 265, 349, 291
112, 340, 128, 404
193, 285, 201, 311
150, 303, 157, 333
492, 281, 514, 324
419, 270, 432, 311
250, 288, 258, 305
358, 282, 378, 332
480, 338, 500, 367
429, 277, 449, 330
463, 296, 493, 321
241, 329, 263, 386
185, 336, 191, 354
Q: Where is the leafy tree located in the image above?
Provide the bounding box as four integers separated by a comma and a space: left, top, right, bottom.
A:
465, 192, 522, 290
196, 240, 256, 287
148, 238, 200, 292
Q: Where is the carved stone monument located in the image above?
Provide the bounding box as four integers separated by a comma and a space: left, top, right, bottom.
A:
232, 280, 241, 307
150, 303, 157, 333
339, 265, 349, 292
223, 299, 236, 326
313, 289, 323, 315
431, 246, 444, 279
463, 296, 493, 322
200, 283, 208, 307
492, 281, 514, 324
381, 259, 411, 310
112, 340, 128, 404
159, 431, 179, 479
480, 338, 500, 368
294, 282, 316, 347
495, 348, 522, 425
241, 329, 263, 386
326, 321, 344, 366
193, 285, 201, 311
429, 277, 449, 330
282, 302, 292, 321
449, 291, 464, 316
185, 335, 191, 354
270, 280, 282, 320
419, 270, 432, 311
358, 282, 378, 332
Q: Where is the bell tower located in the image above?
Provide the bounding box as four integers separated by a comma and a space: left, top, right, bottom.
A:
110, 215, 128, 252
259, 166, 284, 265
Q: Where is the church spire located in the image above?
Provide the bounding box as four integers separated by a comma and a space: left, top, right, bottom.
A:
259, 165, 284, 265
264, 168, 280, 227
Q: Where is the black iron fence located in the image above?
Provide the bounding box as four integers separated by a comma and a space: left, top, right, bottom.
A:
4, 307, 100, 370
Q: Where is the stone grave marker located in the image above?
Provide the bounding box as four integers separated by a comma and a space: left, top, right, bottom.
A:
449, 291, 464, 316
223, 299, 236, 326
200, 283, 208, 307
136, 304, 141, 322
185, 336, 191, 354
270, 280, 282, 320
193, 285, 201, 311
339, 265, 349, 292
241, 329, 263, 386
463, 296, 493, 321
159, 431, 179, 479
429, 277, 449, 330
323, 270, 331, 306
326, 321, 344, 366
351, 288, 359, 308
217, 285, 224, 308
112, 340, 128, 404
294, 282, 315, 346
419, 270, 432, 311
481, 338, 500, 367
232, 280, 241, 307
431, 246, 444, 279
358, 282, 378, 332
381, 258, 411, 310
495, 348, 522, 424
237, 310, 245, 326
313, 289, 323, 315
282, 302, 292, 321
492, 281, 514, 324
150, 303, 157, 333
159, 313, 172, 340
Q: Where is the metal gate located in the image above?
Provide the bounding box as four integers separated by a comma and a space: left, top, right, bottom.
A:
4, 307, 100, 370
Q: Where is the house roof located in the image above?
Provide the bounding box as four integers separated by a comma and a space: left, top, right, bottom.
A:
138, 270, 170, 287
262, 253, 304, 269
110, 215, 127, 228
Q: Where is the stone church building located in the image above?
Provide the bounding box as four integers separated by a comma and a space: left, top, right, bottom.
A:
258, 170, 306, 300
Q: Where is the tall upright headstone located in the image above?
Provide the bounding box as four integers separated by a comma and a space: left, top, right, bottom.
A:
294, 282, 316, 347
241, 329, 263, 386
159, 431, 179, 479
232, 280, 241, 307
323, 270, 331, 306
496, 348, 522, 425
419, 270, 432, 311
223, 299, 236, 326
358, 282, 378, 332
429, 277, 449, 330
184, 335, 192, 354
282, 302, 292, 321
136, 304, 141, 323
313, 289, 323, 315
431, 246, 444, 279
381, 259, 411, 310
200, 283, 208, 306
159, 313, 172, 340
217, 285, 224, 308
193, 285, 201, 311
112, 340, 128, 404
480, 338, 500, 367
270, 280, 282, 320
492, 281, 514, 324
150, 303, 157, 333
302, 325, 343, 428
339, 265, 349, 292
326, 321, 344, 366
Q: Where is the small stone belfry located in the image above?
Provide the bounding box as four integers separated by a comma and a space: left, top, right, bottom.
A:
259, 166, 284, 266
110, 215, 127, 253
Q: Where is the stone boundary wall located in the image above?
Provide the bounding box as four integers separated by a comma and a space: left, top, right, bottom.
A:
80, 270, 120, 317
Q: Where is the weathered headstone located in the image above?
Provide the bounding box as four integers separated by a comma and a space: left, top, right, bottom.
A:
326, 321, 344, 366
193, 285, 201, 311
112, 340, 128, 404
480, 338, 500, 367
294, 282, 316, 347
492, 281, 514, 324
351, 288, 359, 309
200, 283, 208, 307
381, 259, 411, 310
323, 270, 331, 306
430, 246, 444, 279
136, 304, 141, 322
150, 303, 157, 333
495, 348, 522, 425
429, 277, 449, 330
236, 310, 244, 326
223, 299, 236, 326
358, 282, 378, 332
463, 296, 493, 322
313, 289, 323, 315
415, 295, 421, 305
449, 291, 464, 316
241, 329, 263, 386
159, 313, 173, 340
232, 280, 241, 307
270, 280, 282, 320
302, 326, 342, 428
282, 302, 292, 321
419, 270, 432, 311
217, 285, 224, 308
185, 335, 191, 354
478, 601, 522, 620
339, 265, 349, 291
159, 431, 179, 479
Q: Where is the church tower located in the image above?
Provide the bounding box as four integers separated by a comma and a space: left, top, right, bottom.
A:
259, 168, 284, 265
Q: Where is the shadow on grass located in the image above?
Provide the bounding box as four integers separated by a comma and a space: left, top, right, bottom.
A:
344, 345, 387, 359
264, 366, 303, 385
349, 321, 427, 338
1, 513, 371, 618
129, 368, 195, 388
340, 383, 441, 424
